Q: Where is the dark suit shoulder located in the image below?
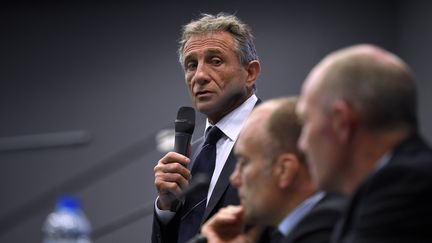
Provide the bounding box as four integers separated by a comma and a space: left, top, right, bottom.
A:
390, 134, 432, 169
281, 194, 347, 243
338, 134, 432, 242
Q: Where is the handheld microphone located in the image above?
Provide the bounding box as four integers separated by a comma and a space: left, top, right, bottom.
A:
170, 106, 195, 211
174, 106, 195, 156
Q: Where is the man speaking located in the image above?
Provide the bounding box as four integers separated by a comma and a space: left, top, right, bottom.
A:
151, 13, 261, 243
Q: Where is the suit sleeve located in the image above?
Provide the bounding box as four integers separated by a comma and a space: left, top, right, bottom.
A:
152, 208, 181, 243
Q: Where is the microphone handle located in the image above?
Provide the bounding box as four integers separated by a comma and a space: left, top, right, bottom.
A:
172, 132, 193, 210
174, 132, 191, 156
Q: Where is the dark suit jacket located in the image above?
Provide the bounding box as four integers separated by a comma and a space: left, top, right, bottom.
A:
258, 193, 346, 243
332, 133, 432, 243
281, 193, 347, 243
152, 99, 261, 243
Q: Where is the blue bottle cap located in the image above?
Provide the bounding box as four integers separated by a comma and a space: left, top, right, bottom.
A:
56, 195, 81, 211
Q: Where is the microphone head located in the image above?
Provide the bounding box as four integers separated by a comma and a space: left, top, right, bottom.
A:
175, 106, 195, 134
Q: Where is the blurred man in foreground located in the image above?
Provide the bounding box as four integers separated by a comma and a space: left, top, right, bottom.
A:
297, 44, 432, 243
199, 97, 345, 243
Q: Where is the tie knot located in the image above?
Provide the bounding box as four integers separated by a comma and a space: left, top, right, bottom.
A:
205, 126, 224, 145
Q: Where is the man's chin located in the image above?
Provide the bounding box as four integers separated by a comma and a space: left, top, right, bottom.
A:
195, 101, 216, 114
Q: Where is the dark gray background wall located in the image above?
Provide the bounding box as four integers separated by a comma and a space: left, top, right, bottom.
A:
1, 1, 431, 242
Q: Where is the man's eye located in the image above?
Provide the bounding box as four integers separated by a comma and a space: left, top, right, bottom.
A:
237, 158, 248, 169
185, 62, 197, 70
211, 58, 223, 66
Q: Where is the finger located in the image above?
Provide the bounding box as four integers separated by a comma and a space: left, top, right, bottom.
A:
155, 153, 191, 180
159, 151, 190, 167
211, 206, 243, 225
220, 205, 244, 219
155, 172, 190, 191
202, 210, 244, 241
155, 162, 192, 182
155, 180, 183, 196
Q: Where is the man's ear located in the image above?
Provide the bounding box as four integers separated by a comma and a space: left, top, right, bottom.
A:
274, 153, 300, 188
332, 100, 358, 144
245, 60, 261, 88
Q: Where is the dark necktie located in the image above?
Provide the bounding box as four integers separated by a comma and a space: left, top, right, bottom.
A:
178, 126, 224, 243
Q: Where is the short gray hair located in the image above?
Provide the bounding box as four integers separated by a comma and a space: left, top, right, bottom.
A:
266, 97, 305, 163
178, 13, 259, 67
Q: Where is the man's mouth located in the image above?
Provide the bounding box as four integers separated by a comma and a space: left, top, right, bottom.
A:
195, 90, 212, 98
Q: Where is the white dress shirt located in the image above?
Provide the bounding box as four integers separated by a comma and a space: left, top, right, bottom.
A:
156, 94, 258, 223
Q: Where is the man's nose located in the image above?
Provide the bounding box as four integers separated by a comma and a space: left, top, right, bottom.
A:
192, 62, 210, 85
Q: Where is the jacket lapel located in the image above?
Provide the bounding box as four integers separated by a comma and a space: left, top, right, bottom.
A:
194, 98, 261, 223
202, 150, 237, 222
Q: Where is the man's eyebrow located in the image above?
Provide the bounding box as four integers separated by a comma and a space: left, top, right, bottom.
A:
233, 150, 244, 159
183, 53, 196, 63
206, 49, 224, 56
183, 48, 225, 65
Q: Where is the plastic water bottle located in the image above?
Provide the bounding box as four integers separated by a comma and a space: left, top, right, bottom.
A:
42, 195, 92, 243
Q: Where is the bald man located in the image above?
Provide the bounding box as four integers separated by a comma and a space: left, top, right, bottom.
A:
297, 44, 432, 243
198, 97, 345, 243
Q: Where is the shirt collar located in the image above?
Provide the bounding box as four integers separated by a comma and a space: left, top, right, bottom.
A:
278, 191, 326, 236
205, 94, 258, 141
